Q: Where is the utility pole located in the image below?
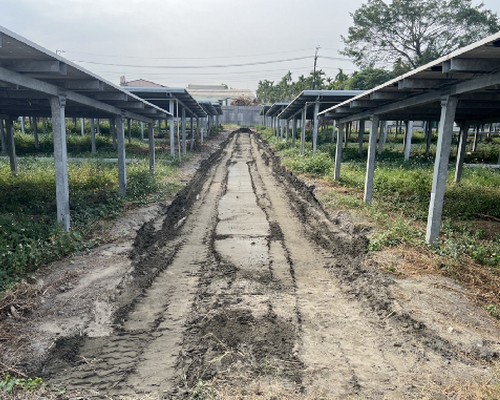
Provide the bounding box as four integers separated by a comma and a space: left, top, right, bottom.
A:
312, 45, 320, 90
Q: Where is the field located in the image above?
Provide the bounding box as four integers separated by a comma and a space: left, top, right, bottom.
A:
258, 125, 500, 312
0, 127, 498, 399
0, 125, 187, 291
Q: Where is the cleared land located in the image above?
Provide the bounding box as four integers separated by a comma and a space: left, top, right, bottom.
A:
0, 130, 498, 399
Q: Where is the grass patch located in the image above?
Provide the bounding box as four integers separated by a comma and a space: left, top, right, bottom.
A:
0, 155, 180, 291
259, 128, 500, 308
14, 132, 153, 158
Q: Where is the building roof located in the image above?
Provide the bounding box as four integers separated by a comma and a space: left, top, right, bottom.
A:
125, 87, 207, 118
0, 26, 170, 122
319, 32, 500, 124
121, 78, 166, 88
187, 87, 256, 103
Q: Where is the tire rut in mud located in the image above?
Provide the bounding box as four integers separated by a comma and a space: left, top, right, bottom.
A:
36, 130, 497, 399
38, 133, 235, 396
253, 133, 498, 364
174, 132, 304, 397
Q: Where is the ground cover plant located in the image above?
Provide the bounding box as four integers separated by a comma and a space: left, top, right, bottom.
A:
0, 131, 185, 291
258, 126, 500, 311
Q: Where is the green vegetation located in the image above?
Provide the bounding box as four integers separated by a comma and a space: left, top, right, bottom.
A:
0, 375, 43, 394
257, 67, 394, 104
14, 132, 151, 158
259, 127, 500, 270
0, 131, 185, 291
342, 0, 499, 71
257, 2, 500, 105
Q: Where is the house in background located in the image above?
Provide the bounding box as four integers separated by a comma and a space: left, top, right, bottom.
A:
120, 77, 166, 88
186, 84, 256, 105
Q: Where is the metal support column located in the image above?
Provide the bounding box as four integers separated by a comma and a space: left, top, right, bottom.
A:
148, 122, 155, 175
364, 115, 380, 204
425, 121, 433, 158
358, 119, 365, 157
300, 107, 306, 155
127, 118, 132, 144
291, 117, 297, 147
49, 95, 70, 231
334, 122, 345, 181
378, 122, 388, 155
426, 96, 459, 244
4, 117, 17, 173
90, 118, 96, 154
312, 100, 320, 153
116, 113, 127, 198
472, 126, 479, 153
110, 118, 116, 149
33, 117, 39, 148
169, 100, 175, 158
404, 121, 414, 161
80, 118, 85, 136
0, 119, 6, 155
455, 124, 470, 184
190, 116, 194, 150
197, 118, 202, 146
201, 118, 206, 145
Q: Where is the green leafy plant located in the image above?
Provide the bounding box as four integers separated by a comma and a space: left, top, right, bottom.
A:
485, 304, 499, 318
0, 375, 43, 394
259, 127, 500, 267
0, 156, 182, 291
189, 380, 217, 400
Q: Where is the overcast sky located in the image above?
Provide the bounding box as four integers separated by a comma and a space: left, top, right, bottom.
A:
2, 0, 500, 92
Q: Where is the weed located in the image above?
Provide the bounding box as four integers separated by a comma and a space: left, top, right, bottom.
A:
485, 304, 499, 318
284, 152, 333, 176
0, 156, 183, 291
189, 380, 218, 400
0, 375, 43, 394
259, 128, 500, 309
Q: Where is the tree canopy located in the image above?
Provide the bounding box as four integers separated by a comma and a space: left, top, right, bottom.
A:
256, 70, 327, 104
256, 68, 393, 104
342, 0, 500, 71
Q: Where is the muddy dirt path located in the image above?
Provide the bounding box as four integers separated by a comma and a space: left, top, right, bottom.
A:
37, 131, 498, 399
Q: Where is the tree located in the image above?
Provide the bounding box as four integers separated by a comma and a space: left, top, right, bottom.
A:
256, 70, 330, 104
328, 69, 351, 90
342, 0, 500, 70
345, 68, 394, 90
231, 96, 258, 106
256, 79, 279, 104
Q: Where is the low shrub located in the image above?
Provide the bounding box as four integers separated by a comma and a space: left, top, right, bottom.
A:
0, 157, 178, 290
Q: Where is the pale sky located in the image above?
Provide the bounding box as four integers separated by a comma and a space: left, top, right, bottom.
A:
2, 0, 500, 92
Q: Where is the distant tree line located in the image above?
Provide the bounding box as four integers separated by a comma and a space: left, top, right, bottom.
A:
257, 0, 500, 105
256, 68, 394, 104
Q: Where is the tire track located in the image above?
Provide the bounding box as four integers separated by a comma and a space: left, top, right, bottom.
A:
41, 135, 237, 396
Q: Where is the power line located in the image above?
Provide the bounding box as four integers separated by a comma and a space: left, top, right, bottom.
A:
93, 65, 314, 76
321, 55, 351, 61
71, 55, 311, 69
65, 47, 314, 60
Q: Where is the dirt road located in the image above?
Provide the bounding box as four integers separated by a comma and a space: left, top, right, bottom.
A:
16, 131, 499, 398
